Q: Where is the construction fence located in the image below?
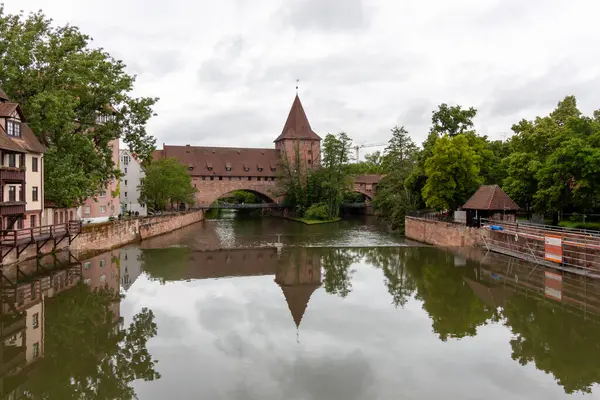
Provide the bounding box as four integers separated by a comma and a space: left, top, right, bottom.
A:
479, 219, 600, 278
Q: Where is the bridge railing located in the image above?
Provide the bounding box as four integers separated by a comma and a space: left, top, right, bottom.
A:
198, 202, 286, 210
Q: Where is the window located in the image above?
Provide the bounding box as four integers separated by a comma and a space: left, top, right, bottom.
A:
33, 342, 39, 358
17, 218, 23, 229
100, 258, 105, 267
308, 150, 312, 155
271, 167, 276, 172
308, 159, 312, 165
123, 155, 130, 165
248, 176, 251, 181
244, 167, 249, 171
6, 120, 21, 137
32, 157, 38, 172
8, 186, 16, 202
100, 274, 106, 282
124, 167, 127, 173
84, 278, 92, 285
194, 184, 196, 188
257, 177, 261, 181
124, 192, 128, 198
32, 313, 39, 329
202, 176, 206, 181
210, 176, 214, 181
225, 166, 231, 171
207, 167, 213, 171
271, 177, 276, 181
84, 261, 91, 269
238, 177, 242, 181
257, 167, 263, 172
100, 191, 107, 198
84, 206, 91, 215
32, 186, 38, 201
100, 205, 106, 213
228, 176, 232, 181
8, 153, 16, 168
218, 176, 222, 181
30, 215, 36, 228
124, 180, 127, 186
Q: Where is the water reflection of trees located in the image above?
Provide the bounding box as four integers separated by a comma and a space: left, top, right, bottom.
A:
21, 284, 160, 399
321, 249, 358, 298
503, 294, 600, 394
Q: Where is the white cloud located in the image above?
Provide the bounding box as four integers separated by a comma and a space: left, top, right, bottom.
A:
5, 0, 600, 154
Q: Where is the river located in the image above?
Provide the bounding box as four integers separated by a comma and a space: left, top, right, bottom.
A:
2, 214, 600, 399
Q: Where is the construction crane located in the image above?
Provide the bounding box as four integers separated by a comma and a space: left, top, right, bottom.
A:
352, 143, 387, 162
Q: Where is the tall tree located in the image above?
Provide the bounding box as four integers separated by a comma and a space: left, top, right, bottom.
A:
431, 103, 477, 136
139, 158, 196, 211
381, 125, 418, 172
0, 7, 157, 207
321, 132, 353, 218
422, 134, 483, 210
503, 96, 600, 223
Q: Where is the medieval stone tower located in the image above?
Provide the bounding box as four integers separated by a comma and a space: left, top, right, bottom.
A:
274, 95, 321, 170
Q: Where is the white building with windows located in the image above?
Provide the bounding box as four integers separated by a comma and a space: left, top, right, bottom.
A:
119, 149, 146, 216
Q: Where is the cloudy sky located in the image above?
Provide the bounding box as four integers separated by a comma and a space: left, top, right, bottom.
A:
4, 0, 600, 155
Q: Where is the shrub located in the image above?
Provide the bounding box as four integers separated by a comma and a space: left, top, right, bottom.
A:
305, 203, 329, 220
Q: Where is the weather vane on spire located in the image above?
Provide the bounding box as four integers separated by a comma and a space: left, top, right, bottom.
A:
296, 79, 299, 95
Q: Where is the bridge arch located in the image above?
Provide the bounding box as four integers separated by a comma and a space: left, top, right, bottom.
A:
192, 178, 280, 207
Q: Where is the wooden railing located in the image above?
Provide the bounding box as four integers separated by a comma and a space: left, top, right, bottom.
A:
0, 220, 82, 246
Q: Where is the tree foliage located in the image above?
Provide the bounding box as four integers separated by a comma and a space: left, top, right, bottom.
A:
422, 134, 483, 211
0, 6, 157, 207
503, 96, 600, 222
139, 158, 196, 211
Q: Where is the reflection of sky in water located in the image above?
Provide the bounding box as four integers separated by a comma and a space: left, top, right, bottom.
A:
121, 256, 595, 400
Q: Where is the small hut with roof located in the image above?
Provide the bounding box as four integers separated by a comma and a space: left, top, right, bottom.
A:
462, 185, 520, 227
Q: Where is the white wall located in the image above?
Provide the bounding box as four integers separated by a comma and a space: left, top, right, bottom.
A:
25, 153, 43, 211
119, 150, 147, 216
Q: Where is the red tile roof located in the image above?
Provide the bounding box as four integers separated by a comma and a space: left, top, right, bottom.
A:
0, 103, 18, 117
274, 95, 321, 142
0, 88, 9, 101
462, 185, 520, 211
158, 145, 281, 177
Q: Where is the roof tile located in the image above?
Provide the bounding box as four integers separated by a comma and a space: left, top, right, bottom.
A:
462, 185, 520, 211
274, 95, 321, 142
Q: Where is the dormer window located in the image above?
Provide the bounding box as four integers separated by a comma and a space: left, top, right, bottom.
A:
244, 165, 250, 172
206, 161, 213, 171
225, 162, 232, 172
207, 167, 213, 171
6, 120, 21, 137
257, 167, 263, 172
270, 167, 276, 172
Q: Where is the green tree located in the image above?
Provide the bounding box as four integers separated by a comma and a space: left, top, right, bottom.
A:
139, 158, 196, 211
321, 132, 353, 218
422, 134, 483, 210
0, 7, 157, 208
381, 125, 418, 172
347, 151, 385, 175
230, 190, 260, 204
503, 96, 600, 223
431, 103, 477, 136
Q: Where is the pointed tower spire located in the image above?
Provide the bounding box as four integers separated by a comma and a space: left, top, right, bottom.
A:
274, 95, 322, 142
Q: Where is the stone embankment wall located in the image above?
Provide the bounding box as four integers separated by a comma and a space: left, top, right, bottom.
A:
2, 210, 204, 266
405, 216, 484, 247
72, 210, 204, 252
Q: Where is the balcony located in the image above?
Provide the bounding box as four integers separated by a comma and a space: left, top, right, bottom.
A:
0, 202, 25, 216
0, 167, 25, 183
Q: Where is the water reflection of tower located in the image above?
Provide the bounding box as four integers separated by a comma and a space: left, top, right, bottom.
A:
275, 249, 322, 334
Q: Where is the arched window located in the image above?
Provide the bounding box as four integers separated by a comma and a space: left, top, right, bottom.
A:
54, 212, 58, 225
69, 211, 74, 221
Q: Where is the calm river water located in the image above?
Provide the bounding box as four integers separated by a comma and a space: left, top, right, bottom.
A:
2, 214, 600, 399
